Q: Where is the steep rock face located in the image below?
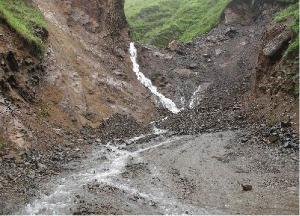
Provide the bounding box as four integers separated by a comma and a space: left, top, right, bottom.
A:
0, 21, 47, 149
32, 0, 157, 127
251, 21, 299, 130
66, 0, 127, 36
0, 0, 157, 150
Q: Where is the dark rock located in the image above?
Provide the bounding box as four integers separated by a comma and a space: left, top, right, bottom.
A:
34, 27, 49, 40
84, 112, 98, 121
241, 184, 252, 191
224, 27, 238, 38
6, 51, 19, 72
188, 63, 198, 69
268, 134, 279, 143
241, 138, 248, 143
283, 141, 293, 149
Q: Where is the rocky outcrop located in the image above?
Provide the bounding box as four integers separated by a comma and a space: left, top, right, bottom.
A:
66, 0, 127, 36
263, 30, 292, 57
252, 21, 298, 130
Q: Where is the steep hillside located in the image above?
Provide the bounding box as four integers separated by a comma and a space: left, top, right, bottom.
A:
0, 0, 298, 214
0, 0, 157, 213
251, 0, 299, 129
125, 0, 231, 47
0, 0, 47, 55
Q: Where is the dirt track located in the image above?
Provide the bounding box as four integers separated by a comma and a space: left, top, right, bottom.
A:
18, 130, 298, 214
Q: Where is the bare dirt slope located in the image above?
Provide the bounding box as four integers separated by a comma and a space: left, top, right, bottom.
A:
33, 0, 157, 127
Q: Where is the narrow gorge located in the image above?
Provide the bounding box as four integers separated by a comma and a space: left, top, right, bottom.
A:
0, 0, 298, 215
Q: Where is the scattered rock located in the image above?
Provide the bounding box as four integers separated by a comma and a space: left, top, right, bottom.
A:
34, 27, 49, 40
188, 63, 198, 69
6, 51, 19, 72
263, 30, 292, 57
215, 48, 223, 56
203, 53, 211, 58
241, 138, 248, 143
268, 134, 279, 144
224, 27, 238, 38
3, 153, 15, 161
241, 184, 253, 191
168, 40, 184, 54
37, 163, 47, 170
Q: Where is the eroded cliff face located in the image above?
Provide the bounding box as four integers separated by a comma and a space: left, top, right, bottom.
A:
33, 0, 156, 126
0, 0, 157, 149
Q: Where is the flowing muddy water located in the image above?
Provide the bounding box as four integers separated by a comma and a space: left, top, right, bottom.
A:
18, 129, 298, 215
19, 130, 212, 215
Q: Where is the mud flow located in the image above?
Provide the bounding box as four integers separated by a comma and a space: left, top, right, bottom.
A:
18, 128, 298, 215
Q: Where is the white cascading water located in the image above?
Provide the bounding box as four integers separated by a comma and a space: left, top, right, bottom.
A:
129, 42, 180, 114
189, 85, 202, 109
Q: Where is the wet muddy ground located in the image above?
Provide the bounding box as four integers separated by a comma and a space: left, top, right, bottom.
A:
19, 130, 298, 215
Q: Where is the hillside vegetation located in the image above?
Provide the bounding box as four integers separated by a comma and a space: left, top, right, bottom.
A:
125, 0, 231, 47
0, 0, 47, 55
274, 1, 299, 56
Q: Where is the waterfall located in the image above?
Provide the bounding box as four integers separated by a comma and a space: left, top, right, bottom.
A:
189, 85, 202, 109
129, 42, 180, 114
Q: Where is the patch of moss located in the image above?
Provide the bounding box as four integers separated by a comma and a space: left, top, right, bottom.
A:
0, 0, 47, 56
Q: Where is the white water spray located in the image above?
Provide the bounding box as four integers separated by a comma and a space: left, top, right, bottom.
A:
129, 42, 180, 114
189, 83, 210, 109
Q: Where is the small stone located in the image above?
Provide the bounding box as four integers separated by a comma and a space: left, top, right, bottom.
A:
268, 134, 279, 143
241, 184, 252, 191
37, 163, 47, 170
283, 141, 293, 148
215, 48, 222, 56
24, 57, 34, 66
188, 63, 198, 69
241, 138, 248, 143
203, 53, 210, 58
28, 172, 35, 179
3, 153, 15, 160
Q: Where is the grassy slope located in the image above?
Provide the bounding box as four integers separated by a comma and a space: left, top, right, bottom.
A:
0, 0, 47, 55
274, 1, 299, 56
125, 0, 231, 47
274, 1, 299, 95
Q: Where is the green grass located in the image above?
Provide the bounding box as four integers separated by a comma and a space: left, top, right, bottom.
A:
125, 0, 231, 47
0, 0, 47, 56
274, 1, 299, 96
274, 1, 299, 56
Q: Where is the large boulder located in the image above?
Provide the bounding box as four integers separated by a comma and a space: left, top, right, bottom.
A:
263, 30, 292, 57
